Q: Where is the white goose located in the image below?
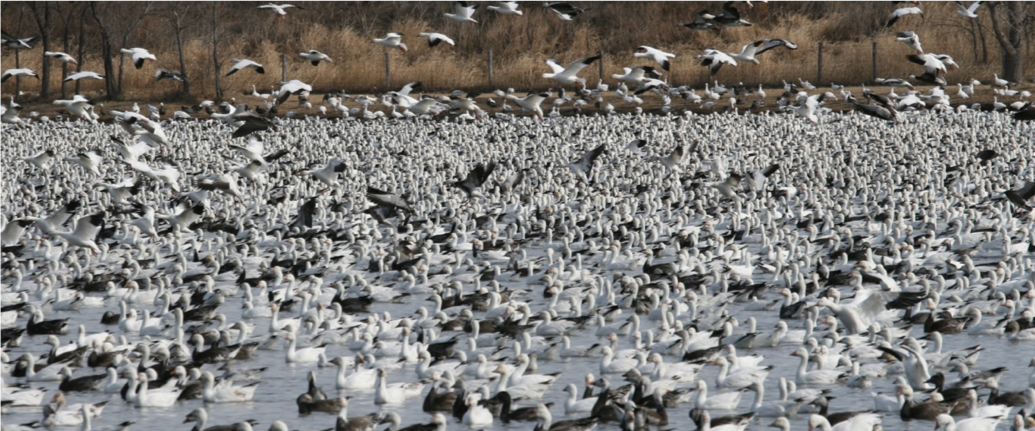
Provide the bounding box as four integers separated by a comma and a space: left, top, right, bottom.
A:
791, 347, 846, 386
284, 331, 326, 363
45, 51, 78, 64
225, 59, 265, 77
934, 414, 1001, 431
331, 356, 376, 390
201, 371, 258, 403
374, 33, 408, 52
298, 50, 332, 66
504, 92, 549, 120
487, 1, 522, 15
635, 46, 675, 71
542, 55, 602, 85
808, 413, 882, 431
63, 71, 104, 82
133, 372, 180, 407
258, 3, 304, 15
444, 2, 479, 23
417, 32, 455, 48
119, 48, 156, 69
693, 380, 745, 410
599, 346, 638, 374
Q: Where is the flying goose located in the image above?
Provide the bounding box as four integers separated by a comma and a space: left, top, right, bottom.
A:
231, 111, 277, 138
1004, 181, 1035, 210
543, 55, 601, 85
452, 162, 497, 198
275, 80, 312, 106
1, 31, 36, 49
1, 68, 38, 83
730, 39, 798, 65
896, 31, 923, 54
505, 92, 549, 119
374, 33, 408, 52
225, 59, 265, 77
57, 211, 106, 255
258, 3, 304, 15
635, 46, 675, 71
714, 2, 752, 26
679, 11, 717, 30
44, 51, 78, 65
611, 66, 662, 84
418, 33, 455, 47
367, 187, 415, 215
120, 48, 156, 69
487, 1, 523, 15
154, 69, 187, 83
955, 1, 981, 18
445, 2, 479, 23
886, 7, 923, 28
299, 50, 332, 66
815, 287, 926, 335
696, 49, 738, 75
63, 71, 104, 82
569, 144, 606, 176
544, 2, 586, 21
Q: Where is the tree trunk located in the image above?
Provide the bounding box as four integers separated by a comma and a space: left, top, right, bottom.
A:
61, 11, 70, 98
212, 3, 223, 100
90, 3, 118, 99
28, 1, 52, 99
987, 1, 1029, 83
76, 10, 85, 94
968, 18, 979, 63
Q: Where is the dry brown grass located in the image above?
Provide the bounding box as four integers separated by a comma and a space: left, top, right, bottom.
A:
1, 2, 1031, 102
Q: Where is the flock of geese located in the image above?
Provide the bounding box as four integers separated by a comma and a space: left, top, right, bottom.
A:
3, 2, 1035, 431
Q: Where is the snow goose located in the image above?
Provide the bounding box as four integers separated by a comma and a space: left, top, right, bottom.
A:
697, 411, 751, 431
696, 49, 738, 75
504, 92, 549, 119
791, 348, 847, 386
258, 3, 304, 15
299, 50, 332, 66
542, 55, 601, 85
225, 59, 265, 77
63, 71, 103, 82
956, 1, 981, 19
42, 393, 106, 426
185, 408, 257, 431
679, 11, 717, 30
134, 372, 180, 407
154, 68, 186, 83
635, 46, 675, 71
374, 33, 408, 52
52, 95, 96, 121
57, 211, 106, 255
462, 394, 495, 428
534, 403, 597, 431
375, 368, 423, 404
330, 356, 376, 390
1, 31, 36, 49
44, 51, 78, 65
488, 1, 523, 15
418, 32, 455, 48
713, 357, 771, 390
275, 79, 312, 106
120, 48, 156, 69
611, 66, 662, 84
285, 331, 326, 363
815, 287, 925, 335
201, 371, 258, 403
445, 2, 479, 23
564, 383, 597, 414
569, 143, 606, 177
1, 68, 38, 82
896, 31, 923, 54
731, 39, 798, 65
934, 414, 1001, 431
714, 2, 752, 26
886, 7, 923, 27
544, 2, 586, 21
692, 380, 746, 410
808, 413, 882, 431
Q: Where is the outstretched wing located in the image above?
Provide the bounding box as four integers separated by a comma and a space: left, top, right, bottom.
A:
563, 55, 602, 76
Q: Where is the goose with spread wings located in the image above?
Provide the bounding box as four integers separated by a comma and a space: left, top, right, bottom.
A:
730, 39, 798, 65
543, 55, 601, 85
569, 144, 606, 176
452, 162, 497, 198
367, 187, 415, 215
815, 285, 926, 335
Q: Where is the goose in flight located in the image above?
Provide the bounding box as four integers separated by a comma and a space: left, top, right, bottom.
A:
715, 1, 752, 26
907, 53, 948, 76
231, 111, 277, 138
418, 33, 455, 48
955, 1, 981, 18
1, 68, 38, 83
154, 68, 186, 83
452, 162, 497, 198
374, 33, 408, 52
696, 49, 738, 75
226, 59, 265, 76
679, 11, 717, 30
635, 46, 675, 71
896, 31, 923, 54
44, 51, 78, 65
790, 93, 826, 123
816, 286, 926, 335
275, 80, 312, 106
299, 50, 332, 66
66, 151, 104, 176
730, 39, 798, 65
544, 2, 586, 20
504, 92, 549, 120
487, 1, 523, 15
120, 48, 156, 69
63, 71, 104, 82
258, 3, 304, 15
847, 95, 901, 123
1, 31, 36, 49
886, 7, 923, 28
1005, 181, 1035, 211
611, 66, 662, 84
543, 55, 601, 85
57, 211, 106, 255
569, 144, 606, 176
367, 187, 414, 215
445, 2, 479, 23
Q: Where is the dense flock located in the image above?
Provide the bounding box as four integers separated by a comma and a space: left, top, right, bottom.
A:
2, 105, 1035, 431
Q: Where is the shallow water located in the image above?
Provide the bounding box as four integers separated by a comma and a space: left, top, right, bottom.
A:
3, 111, 1034, 431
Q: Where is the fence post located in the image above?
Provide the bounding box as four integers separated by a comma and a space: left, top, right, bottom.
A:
872, 41, 878, 83
817, 42, 823, 84
488, 49, 494, 88
598, 49, 604, 83
281, 53, 287, 81
384, 51, 391, 90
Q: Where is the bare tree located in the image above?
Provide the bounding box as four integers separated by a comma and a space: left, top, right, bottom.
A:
26, 1, 52, 99
211, 2, 223, 100
89, 1, 151, 100
165, 2, 194, 96
987, 1, 1032, 83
